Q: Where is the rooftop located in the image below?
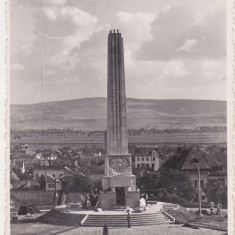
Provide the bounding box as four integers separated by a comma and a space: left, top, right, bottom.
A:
162, 146, 226, 171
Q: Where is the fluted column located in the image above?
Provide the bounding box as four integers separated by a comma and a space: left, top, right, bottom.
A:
107, 30, 128, 155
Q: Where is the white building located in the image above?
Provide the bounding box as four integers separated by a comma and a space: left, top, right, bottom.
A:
34, 166, 64, 179
134, 150, 160, 172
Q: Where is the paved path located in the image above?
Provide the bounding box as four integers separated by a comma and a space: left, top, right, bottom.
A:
60, 225, 226, 235
11, 223, 226, 235
56, 203, 162, 215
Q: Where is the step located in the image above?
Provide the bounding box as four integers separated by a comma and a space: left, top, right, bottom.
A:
86, 216, 165, 220
83, 222, 172, 227
83, 222, 171, 225
82, 212, 172, 227
85, 218, 166, 222
84, 218, 167, 222
85, 217, 166, 221
84, 222, 169, 226
86, 214, 163, 218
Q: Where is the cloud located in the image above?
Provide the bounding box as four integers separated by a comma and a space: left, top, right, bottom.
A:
33, 6, 98, 38
201, 59, 225, 79
137, 4, 226, 60
46, 0, 67, 6
125, 59, 190, 89
11, 63, 25, 71
17, 5, 100, 76
11, 0, 226, 104
176, 39, 198, 53
116, 11, 155, 53
18, 0, 68, 8
161, 60, 189, 77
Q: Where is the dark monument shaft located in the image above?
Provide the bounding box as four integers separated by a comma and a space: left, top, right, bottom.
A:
107, 30, 128, 155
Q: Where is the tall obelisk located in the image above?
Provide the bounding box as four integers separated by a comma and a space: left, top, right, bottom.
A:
100, 30, 139, 210
107, 29, 128, 155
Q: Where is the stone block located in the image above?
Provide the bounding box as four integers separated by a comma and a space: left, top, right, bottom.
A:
126, 191, 140, 209
99, 191, 116, 210
101, 176, 110, 190
110, 174, 131, 188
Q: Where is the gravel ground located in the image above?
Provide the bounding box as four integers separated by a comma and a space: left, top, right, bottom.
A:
11, 223, 226, 235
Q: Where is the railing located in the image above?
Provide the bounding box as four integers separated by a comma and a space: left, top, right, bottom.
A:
95, 198, 100, 211
80, 214, 89, 225
162, 210, 175, 222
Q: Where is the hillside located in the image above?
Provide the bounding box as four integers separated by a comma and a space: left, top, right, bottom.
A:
10, 98, 226, 131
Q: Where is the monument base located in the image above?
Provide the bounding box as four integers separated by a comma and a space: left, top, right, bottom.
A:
99, 172, 139, 210
99, 173, 140, 210
102, 174, 137, 191
99, 190, 140, 210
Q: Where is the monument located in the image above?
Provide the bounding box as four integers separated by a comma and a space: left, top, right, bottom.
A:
99, 30, 140, 210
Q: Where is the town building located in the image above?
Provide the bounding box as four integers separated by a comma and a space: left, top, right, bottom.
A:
12, 160, 25, 174
33, 164, 64, 179
21, 144, 29, 154
134, 150, 160, 172
161, 145, 227, 202
45, 174, 61, 191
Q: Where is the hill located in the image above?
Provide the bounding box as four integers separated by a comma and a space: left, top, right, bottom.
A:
10, 98, 226, 131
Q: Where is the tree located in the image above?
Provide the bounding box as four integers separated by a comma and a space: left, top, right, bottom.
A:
159, 168, 197, 202
176, 182, 197, 202
39, 175, 46, 189
136, 175, 153, 192
204, 179, 227, 205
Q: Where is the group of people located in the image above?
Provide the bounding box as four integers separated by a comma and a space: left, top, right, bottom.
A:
81, 188, 99, 209
90, 189, 99, 207
209, 201, 222, 215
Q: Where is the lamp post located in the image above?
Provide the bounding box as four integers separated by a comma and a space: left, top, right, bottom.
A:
197, 163, 202, 216
54, 176, 57, 208
192, 158, 202, 216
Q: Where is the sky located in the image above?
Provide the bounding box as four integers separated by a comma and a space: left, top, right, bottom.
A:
10, 0, 226, 104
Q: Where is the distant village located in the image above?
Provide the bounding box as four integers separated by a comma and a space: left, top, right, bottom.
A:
10, 139, 227, 208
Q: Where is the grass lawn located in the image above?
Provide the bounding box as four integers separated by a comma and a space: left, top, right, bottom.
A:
166, 206, 227, 231
193, 215, 227, 230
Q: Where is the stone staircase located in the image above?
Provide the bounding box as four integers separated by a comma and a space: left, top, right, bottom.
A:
111, 206, 127, 211
82, 212, 173, 227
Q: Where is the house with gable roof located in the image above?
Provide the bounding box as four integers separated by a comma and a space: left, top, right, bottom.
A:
161, 145, 227, 202
45, 173, 61, 191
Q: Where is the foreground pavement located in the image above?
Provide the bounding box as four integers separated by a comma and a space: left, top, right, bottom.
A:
11, 223, 226, 235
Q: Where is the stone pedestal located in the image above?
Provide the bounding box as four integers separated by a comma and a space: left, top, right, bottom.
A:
126, 191, 140, 208
102, 174, 136, 190
99, 191, 116, 210
99, 189, 140, 210
100, 173, 139, 210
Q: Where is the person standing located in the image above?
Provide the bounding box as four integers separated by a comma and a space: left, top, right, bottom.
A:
81, 193, 88, 209
209, 201, 215, 215
127, 209, 132, 228
144, 193, 148, 206
216, 201, 222, 215
90, 190, 95, 207
103, 224, 109, 235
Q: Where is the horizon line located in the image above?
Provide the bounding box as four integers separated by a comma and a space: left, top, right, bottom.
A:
10, 96, 227, 105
